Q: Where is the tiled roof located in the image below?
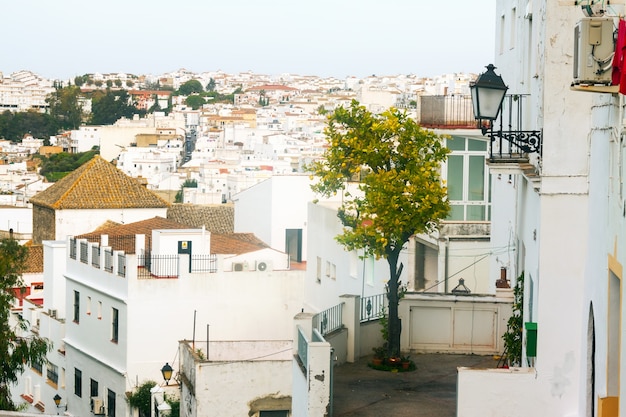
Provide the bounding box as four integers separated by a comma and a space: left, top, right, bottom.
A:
210, 233, 269, 255
76, 216, 190, 254
29, 155, 170, 210
167, 204, 234, 234
23, 245, 43, 273
76, 216, 267, 255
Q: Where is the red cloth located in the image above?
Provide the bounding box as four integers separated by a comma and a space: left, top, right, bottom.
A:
612, 19, 626, 94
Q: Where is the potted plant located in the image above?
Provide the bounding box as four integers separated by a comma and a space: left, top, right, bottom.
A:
371, 346, 386, 366
401, 355, 411, 370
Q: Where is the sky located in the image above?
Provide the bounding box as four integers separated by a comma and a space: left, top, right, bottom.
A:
2, 0, 496, 81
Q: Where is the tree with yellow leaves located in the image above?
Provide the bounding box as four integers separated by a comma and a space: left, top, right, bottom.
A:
309, 100, 450, 358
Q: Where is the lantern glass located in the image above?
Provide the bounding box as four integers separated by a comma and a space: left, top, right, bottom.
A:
471, 64, 508, 120
161, 363, 173, 383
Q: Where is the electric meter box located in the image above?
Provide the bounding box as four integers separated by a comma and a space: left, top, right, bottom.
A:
573, 17, 615, 85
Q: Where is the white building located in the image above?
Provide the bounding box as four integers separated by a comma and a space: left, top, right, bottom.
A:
457, 2, 625, 417
234, 175, 316, 263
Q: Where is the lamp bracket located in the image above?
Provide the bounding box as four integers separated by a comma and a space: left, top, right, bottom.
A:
487, 129, 543, 154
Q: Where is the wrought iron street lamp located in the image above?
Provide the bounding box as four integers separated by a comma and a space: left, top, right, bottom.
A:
470, 64, 508, 121
53, 394, 66, 414
471, 64, 542, 159
161, 362, 173, 385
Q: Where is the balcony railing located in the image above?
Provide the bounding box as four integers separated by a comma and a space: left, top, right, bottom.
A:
360, 294, 386, 322
484, 94, 542, 162
419, 95, 477, 129
312, 303, 344, 336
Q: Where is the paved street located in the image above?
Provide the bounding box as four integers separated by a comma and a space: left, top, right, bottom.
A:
332, 353, 497, 417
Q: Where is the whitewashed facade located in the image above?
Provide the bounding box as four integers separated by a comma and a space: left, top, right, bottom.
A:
234, 175, 314, 263
457, 1, 624, 417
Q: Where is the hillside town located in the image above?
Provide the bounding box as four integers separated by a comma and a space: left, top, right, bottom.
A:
4, 1, 626, 417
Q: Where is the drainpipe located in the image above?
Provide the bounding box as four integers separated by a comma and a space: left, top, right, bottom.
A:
444, 237, 450, 293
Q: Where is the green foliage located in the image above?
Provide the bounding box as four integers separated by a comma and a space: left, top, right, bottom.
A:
174, 179, 198, 203
127, 380, 157, 417
185, 95, 206, 110
166, 395, 179, 417
39, 150, 99, 182
206, 78, 216, 92
46, 85, 84, 130
503, 272, 524, 366
0, 110, 59, 142
178, 80, 204, 96
309, 100, 450, 357
91, 90, 143, 125
0, 238, 52, 410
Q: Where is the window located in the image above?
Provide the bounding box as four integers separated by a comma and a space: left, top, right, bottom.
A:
316, 257, 322, 283
90, 379, 98, 398
47, 363, 59, 386
259, 411, 289, 417
74, 368, 82, 397
32, 361, 43, 375
325, 261, 330, 277
445, 136, 491, 221
510, 7, 517, 50
111, 308, 119, 343
107, 389, 116, 417
73, 290, 80, 323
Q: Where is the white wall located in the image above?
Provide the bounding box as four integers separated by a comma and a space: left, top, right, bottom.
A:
54, 208, 167, 241
304, 201, 393, 312
234, 175, 314, 261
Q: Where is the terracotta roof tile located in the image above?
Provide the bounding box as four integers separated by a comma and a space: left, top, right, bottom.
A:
23, 245, 43, 273
210, 233, 269, 255
167, 204, 234, 234
76, 216, 190, 253
29, 155, 170, 210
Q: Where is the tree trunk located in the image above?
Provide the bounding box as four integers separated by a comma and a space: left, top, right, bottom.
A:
386, 250, 402, 357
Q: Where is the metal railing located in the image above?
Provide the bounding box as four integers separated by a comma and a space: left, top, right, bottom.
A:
80, 241, 88, 264
313, 303, 344, 336
191, 254, 218, 273
360, 294, 386, 322
137, 253, 179, 279
419, 95, 476, 129
104, 249, 113, 273
297, 326, 308, 370
117, 253, 126, 277
91, 246, 100, 268
69, 238, 76, 260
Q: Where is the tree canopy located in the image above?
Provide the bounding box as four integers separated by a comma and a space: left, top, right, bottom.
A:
185, 94, 206, 110
178, 80, 204, 96
0, 238, 51, 410
309, 100, 450, 357
0, 110, 58, 142
37, 150, 99, 182
90, 90, 142, 125
46, 85, 83, 130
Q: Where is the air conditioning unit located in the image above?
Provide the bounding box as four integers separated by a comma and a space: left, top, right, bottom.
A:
233, 262, 245, 272
256, 260, 272, 272
573, 17, 614, 85
91, 397, 105, 415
